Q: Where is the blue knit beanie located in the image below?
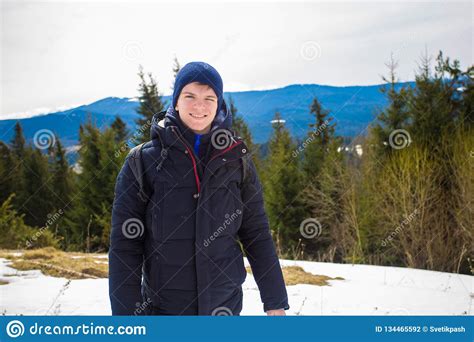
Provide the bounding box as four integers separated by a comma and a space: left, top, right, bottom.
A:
172, 61, 223, 112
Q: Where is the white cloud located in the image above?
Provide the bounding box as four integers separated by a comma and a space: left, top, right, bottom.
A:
1, 1, 472, 118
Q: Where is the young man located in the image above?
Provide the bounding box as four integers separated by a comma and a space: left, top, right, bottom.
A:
109, 61, 289, 316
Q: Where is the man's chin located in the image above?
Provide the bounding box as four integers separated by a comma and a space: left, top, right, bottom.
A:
189, 124, 211, 134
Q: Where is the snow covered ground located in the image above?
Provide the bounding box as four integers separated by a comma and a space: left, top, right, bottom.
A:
0, 257, 472, 316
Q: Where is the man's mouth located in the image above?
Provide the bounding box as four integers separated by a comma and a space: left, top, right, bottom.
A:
189, 113, 207, 119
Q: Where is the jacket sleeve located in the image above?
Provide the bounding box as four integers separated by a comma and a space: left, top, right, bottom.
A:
237, 157, 290, 312
109, 154, 147, 315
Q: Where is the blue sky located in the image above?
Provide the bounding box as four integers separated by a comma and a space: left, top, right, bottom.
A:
1, 0, 472, 119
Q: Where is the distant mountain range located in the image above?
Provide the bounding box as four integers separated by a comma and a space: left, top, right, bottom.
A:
0, 82, 414, 148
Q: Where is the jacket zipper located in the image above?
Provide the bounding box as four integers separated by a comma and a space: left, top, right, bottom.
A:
171, 127, 201, 194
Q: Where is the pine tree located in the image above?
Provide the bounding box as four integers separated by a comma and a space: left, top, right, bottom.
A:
171, 55, 181, 90
228, 95, 261, 172
10, 122, 27, 211
65, 119, 127, 251
96, 127, 127, 250
296, 98, 344, 260
263, 112, 306, 255
11, 122, 26, 158
407, 50, 454, 149
65, 120, 103, 250
50, 138, 74, 207
371, 54, 412, 157
46, 138, 74, 249
22, 148, 55, 227
302, 131, 346, 261
0, 142, 14, 204
440, 55, 474, 128
111, 116, 129, 143
136, 66, 166, 144
301, 97, 336, 183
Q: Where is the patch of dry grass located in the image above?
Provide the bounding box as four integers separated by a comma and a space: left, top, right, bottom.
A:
0, 280, 9, 285
0, 248, 108, 279
0, 249, 343, 285
246, 265, 344, 286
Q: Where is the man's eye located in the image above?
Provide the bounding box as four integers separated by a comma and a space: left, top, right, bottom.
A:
206, 98, 215, 102
185, 95, 194, 99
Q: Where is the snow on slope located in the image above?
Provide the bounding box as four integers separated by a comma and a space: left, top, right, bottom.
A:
0, 257, 472, 316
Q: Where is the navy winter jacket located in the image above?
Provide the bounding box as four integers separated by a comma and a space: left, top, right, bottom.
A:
109, 100, 290, 315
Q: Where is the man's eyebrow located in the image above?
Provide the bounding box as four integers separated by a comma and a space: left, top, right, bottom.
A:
182, 91, 216, 99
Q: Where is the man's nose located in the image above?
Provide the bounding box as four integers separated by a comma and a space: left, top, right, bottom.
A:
194, 99, 207, 111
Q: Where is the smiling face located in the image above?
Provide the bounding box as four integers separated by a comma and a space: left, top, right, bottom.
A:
175, 82, 219, 134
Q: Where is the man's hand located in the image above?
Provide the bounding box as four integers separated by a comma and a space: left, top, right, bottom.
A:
266, 309, 286, 316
